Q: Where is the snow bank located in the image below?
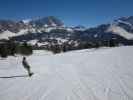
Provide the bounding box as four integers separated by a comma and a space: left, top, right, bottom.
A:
0, 46, 133, 100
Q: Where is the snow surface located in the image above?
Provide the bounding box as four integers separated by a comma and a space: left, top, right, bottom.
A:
0, 29, 29, 40
0, 30, 16, 39
0, 46, 133, 100
28, 40, 38, 45
56, 38, 68, 44
16, 29, 29, 36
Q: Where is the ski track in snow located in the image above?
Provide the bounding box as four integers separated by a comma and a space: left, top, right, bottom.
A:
0, 47, 133, 100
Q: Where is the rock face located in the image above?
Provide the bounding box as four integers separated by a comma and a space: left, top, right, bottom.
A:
29, 16, 64, 27
0, 16, 64, 33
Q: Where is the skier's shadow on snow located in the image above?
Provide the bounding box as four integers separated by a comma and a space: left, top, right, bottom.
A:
0, 75, 29, 78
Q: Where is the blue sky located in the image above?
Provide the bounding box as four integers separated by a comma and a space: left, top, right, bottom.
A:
0, 0, 133, 27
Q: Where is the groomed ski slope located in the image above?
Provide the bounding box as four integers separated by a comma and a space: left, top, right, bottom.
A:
0, 46, 133, 100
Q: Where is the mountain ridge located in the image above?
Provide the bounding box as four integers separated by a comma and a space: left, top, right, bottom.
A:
1, 16, 133, 50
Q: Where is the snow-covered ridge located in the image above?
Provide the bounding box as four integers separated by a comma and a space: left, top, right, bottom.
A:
0, 29, 30, 40
1, 16, 133, 42
107, 24, 133, 40
0, 16, 65, 39
116, 19, 133, 27
0, 30, 16, 39
22, 19, 31, 24
0, 46, 133, 100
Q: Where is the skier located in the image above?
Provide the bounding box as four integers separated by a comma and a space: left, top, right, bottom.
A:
22, 57, 33, 77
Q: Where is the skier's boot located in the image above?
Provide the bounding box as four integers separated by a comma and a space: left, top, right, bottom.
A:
29, 72, 34, 77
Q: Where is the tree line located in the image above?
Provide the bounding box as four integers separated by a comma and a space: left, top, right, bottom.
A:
0, 38, 120, 58
0, 40, 33, 58
34, 38, 119, 54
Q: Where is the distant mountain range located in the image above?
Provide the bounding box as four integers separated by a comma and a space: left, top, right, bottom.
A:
0, 16, 133, 49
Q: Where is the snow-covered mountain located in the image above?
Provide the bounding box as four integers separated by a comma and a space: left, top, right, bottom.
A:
29, 16, 64, 27
0, 20, 27, 33
1, 16, 133, 48
0, 46, 133, 100
0, 16, 65, 39
107, 16, 133, 40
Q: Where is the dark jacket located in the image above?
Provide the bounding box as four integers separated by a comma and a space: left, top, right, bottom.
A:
22, 58, 30, 69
